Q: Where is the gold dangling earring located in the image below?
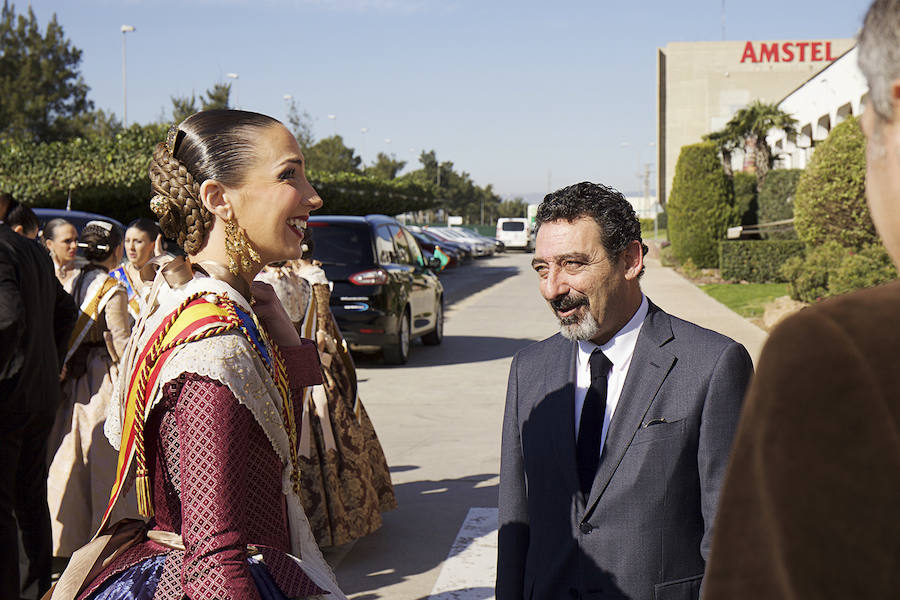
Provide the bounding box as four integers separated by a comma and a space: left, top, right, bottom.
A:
224, 218, 261, 276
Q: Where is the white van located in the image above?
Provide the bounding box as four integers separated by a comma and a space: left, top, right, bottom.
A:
496, 218, 534, 252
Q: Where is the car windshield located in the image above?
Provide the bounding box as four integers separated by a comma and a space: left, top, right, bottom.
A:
309, 223, 373, 266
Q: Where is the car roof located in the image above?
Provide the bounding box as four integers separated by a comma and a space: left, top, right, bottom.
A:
32, 207, 126, 232
309, 214, 401, 226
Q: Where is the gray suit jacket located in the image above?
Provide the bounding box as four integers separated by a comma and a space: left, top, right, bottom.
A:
497, 300, 753, 600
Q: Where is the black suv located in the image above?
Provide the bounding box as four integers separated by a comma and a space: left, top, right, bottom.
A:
308, 215, 444, 364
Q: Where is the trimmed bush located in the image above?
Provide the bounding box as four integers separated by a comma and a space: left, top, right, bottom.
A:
732, 171, 758, 227
758, 168, 802, 239
780, 241, 847, 303
667, 142, 737, 268
829, 243, 897, 297
719, 240, 805, 283
794, 117, 873, 249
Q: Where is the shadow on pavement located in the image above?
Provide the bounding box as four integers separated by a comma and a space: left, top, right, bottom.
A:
440, 261, 520, 307
354, 334, 537, 369
417, 587, 495, 600
334, 473, 498, 598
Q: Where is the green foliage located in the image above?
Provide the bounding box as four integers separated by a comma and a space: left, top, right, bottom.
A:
0, 124, 434, 223
667, 142, 738, 268
365, 152, 405, 180
0, 2, 94, 142
719, 240, 805, 283
170, 83, 232, 123
794, 117, 873, 249
758, 168, 802, 239
732, 171, 758, 226
699, 282, 790, 318
828, 243, 897, 297
310, 171, 434, 215
202, 83, 231, 111
497, 198, 529, 218
304, 135, 362, 174
780, 241, 846, 302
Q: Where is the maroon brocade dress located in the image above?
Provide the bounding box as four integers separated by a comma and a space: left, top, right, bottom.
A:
79, 345, 330, 600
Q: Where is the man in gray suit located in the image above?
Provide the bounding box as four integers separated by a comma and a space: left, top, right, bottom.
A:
497, 182, 753, 600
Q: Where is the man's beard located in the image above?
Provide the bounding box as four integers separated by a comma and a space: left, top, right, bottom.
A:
550, 292, 600, 341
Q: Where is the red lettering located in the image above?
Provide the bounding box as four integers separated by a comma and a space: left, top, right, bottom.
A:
796, 41, 809, 61
826, 41, 835, 61
760, 43, 779, 62
740, 41, 758, 63
811, 42, 822, 61
782, 42, 795, 62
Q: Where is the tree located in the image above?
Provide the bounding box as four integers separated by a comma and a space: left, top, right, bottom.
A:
304, 135, 362, 173
201, 82, 231, 110
366, 152, 406, 180
705, 100, 798, 189
170, 93, 198, 123
497, 198, 529, 218
285, 99, 314, 151
667, 142, 738, 267
0, 1, 94, 141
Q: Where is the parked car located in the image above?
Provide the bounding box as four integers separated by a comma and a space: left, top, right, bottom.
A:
412, 227, 475, 262
407, 226, 474, 266
308, 214, 444, 364
429, 226, 493, 257
33, 208, 125, 235
495, 217, 534, 252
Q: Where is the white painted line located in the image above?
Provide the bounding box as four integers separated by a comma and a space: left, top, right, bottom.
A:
428, 507, 498, 600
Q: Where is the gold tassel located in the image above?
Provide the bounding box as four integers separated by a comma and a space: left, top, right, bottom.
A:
135, 469, 155, 518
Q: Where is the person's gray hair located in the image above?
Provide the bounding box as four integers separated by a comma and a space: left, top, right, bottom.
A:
858, 0, 900, 121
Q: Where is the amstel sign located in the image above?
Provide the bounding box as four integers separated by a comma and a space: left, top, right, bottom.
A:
740, 41, 839, 63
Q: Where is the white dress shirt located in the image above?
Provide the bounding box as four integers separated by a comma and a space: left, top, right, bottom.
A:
574, 294, 649, 454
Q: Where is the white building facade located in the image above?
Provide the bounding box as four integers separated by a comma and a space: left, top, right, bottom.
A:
767, 47, 869, 170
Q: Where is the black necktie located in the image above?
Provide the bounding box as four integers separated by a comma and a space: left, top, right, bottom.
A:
577, 350, 612, 497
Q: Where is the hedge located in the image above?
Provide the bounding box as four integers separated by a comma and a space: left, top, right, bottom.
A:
758, 169, 802, 239
781, 241, 897, 302
719, 240, 805, 283
667, 142, 737, 268
0, 125, 435, 224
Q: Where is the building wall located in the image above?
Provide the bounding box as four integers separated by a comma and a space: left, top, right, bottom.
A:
768, 47, 868, 170
657, 39, 856, 206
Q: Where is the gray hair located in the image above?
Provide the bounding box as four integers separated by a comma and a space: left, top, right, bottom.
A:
858, 0, 900, 121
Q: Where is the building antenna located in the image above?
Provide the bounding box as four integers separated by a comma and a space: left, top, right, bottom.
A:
721, 0, 726, 40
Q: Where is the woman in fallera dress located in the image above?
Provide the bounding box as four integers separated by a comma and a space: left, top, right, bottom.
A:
258, 238, 396, 549
49, 110, 347, 600
48, 221, 136, 557
44, 218, 81, 293
111, 218, 161, 321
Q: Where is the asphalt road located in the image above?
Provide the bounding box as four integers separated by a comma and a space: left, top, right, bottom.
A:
331, 251, 556, 600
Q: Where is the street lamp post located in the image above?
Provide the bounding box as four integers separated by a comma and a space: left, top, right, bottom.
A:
121, 25, 135, 126
360, 127, 368, 160
226, 73, 239, 108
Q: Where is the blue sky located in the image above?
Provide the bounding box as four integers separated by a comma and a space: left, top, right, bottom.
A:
27, 0, 872, 201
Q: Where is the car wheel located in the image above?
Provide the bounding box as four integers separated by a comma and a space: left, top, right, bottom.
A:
422, 296, 444, 346
383, 309, 411, 365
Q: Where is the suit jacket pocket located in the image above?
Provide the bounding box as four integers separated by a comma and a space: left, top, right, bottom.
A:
653, 573, 702, 600
631, 418, 685, 445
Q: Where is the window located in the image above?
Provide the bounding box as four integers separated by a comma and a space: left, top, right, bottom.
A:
388, 224, 413, 265
310, 223, 373, 265
402, 227, 425, 267
502, 221, 526, 231
375, 225, 396, 264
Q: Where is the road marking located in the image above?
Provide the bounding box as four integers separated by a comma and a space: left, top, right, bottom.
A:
428, 507, 498, 600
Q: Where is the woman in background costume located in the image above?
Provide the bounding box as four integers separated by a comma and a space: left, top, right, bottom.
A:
47, 110, 347, 600
48, 221, 135, 557
258, 236, 396, 549
44, 218, 81, 293
111, 218, 161, 321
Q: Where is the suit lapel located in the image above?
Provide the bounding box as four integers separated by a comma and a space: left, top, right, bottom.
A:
585, 302, 676, 513
543, 336, 580, 496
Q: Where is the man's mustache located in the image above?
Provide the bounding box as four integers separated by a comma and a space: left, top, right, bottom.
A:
550, 293, 589, 313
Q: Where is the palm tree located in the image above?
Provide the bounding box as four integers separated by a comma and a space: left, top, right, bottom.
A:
703, 128, 742, 178
705, 100, 798, 189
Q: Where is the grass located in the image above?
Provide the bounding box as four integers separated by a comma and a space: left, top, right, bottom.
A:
641, 227, 667, 241
698, 283, 790, 318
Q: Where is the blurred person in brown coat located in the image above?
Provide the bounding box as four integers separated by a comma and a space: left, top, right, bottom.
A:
0, 195, 78, 599
703, 2, 900, 598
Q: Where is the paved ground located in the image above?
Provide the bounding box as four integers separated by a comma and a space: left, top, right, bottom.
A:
331, 251, 768, 599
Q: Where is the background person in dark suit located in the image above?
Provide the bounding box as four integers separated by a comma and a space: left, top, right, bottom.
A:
0, 196, 78, 598
703, 2, 900, 597
497, 182, 753, 600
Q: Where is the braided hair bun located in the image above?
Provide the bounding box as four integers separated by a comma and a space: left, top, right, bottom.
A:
149, 142, 211, 254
